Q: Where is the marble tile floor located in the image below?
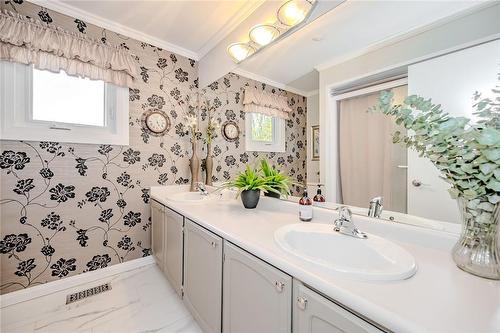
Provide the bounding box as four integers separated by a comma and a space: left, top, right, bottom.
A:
0, 264, 203, 333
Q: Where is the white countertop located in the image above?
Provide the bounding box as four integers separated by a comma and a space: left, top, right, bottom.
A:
151, 185, 500, 333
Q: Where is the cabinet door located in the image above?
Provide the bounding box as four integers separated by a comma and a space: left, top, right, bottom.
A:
150, 200, 165, 270
293, 280, 383, 333
184, 220, 222, 333
223, 241, 292, 333
164, 207, 184, 297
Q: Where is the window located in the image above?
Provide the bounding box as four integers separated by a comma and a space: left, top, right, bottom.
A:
0, 61, 129, 145
245, 113, 285, 152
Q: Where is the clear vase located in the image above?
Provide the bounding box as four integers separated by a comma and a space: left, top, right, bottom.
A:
452, 197, 500, 279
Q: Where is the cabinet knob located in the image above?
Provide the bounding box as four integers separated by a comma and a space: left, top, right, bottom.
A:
211, 241, 217, 248
297, 297, 308, 310
274, 281, 285, 293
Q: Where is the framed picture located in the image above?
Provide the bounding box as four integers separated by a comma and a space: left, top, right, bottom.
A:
311, 125, 319, 161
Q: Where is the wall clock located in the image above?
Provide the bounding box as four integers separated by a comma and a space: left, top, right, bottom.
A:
221, 121, 240, 142
141, 109, 171, 136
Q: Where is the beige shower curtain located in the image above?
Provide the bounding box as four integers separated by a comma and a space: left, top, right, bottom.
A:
339, 85, 407, 213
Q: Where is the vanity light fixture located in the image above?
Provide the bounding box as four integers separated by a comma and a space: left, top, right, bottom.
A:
227, 42, 256, 63
277, 0, 313, 27
249, 24, 280, 47
226, 0, 315, 63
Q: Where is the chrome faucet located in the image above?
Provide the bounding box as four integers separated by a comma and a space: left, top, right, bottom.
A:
194, 182, 209, 196
367, 196, 383, 218
333, 206, 367, 239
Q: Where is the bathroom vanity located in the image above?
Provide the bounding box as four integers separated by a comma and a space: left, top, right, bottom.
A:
151, 186, 500, 333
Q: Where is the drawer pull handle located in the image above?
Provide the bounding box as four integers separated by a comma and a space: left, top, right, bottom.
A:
211, 241, 217, 248
275, 281, 285, 293
297, 297, 308, 310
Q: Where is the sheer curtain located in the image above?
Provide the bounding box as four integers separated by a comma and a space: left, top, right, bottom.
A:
339, 85, 407, 212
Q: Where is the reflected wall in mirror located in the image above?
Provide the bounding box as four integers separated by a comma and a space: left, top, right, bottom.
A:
216, 1, 500, 232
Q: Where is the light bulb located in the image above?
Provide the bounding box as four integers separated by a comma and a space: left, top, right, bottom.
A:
277, 0, 312, 27
249, 24, 280, 47
227, 43, 255, 63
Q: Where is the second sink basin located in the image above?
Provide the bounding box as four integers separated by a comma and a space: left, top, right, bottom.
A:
274, 223, 417, 281
166, 191, 216, 203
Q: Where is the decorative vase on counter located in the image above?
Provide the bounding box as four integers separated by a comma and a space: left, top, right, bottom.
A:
241, 189, 261, 209
205, 142, 213, 186
189, 141, 200, 192
452, 197, 500, 279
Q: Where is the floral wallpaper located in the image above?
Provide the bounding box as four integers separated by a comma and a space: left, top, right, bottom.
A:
199, 73, 307, 190
0, 1, 307, 295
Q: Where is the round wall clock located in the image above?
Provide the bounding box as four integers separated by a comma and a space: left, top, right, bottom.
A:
141, 109, 171, 136
221, 121, 240, 142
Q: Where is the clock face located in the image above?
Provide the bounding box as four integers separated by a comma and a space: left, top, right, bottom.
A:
222, 121, 239, 142
141, 110, 170, 136
146, 113, 167, 133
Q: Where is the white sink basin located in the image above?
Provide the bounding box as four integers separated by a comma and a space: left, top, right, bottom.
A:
166, 191, 216, 203
274, 223, 417, 281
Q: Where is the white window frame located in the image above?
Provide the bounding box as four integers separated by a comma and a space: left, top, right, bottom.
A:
0, 61, 129, 145
245, 112, 286, 152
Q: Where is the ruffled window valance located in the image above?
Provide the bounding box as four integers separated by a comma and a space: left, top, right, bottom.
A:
0, 10, 139, 87
243, 86, 292, 119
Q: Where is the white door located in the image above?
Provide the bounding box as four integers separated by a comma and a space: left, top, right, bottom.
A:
407, 39, 500, 223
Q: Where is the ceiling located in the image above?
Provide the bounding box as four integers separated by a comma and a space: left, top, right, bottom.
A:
47, 0, 265, 59
35, 0, 490, 95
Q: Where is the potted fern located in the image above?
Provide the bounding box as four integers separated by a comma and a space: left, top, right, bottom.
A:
372, 81, 499, 279
260, 159, 293, 199
224, 166, 278, 209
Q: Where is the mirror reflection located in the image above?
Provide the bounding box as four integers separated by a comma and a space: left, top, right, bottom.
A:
200, 1, 500, 229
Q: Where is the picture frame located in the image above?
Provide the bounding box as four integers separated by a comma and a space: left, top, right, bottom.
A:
311, 125, 319, 161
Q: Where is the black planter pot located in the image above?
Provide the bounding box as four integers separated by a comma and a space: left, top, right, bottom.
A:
264, 190, 281, 199
240, 189, 261, 209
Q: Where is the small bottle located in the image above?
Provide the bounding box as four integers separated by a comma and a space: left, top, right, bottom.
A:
299, 190, 313, 221
313, 185, 325, 203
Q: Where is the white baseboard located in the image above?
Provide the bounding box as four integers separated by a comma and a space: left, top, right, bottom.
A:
0, 255, 155, 308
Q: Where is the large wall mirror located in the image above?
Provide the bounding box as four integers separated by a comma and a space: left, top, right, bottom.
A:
198, 1, 500, 230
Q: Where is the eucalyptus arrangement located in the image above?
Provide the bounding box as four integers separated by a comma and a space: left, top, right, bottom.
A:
185, 113, 202, 192
223, 166, 279, 209
372, 80, 499, 279
260, 159, 293, 199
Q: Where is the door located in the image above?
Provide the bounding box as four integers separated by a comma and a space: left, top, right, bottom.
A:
407, 40, 499, 223
293, 280, 382, 333
183, 220, 222, 333
164, 207, 184, 297
223, 241, 292, 333
150, 200, 165, 270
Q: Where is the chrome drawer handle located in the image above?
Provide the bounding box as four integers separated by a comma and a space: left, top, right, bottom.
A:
297, 297, 308, 310
275, 281, 285, 293
211, 241, 217, 248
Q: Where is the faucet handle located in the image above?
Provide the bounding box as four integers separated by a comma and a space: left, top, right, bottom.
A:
338, 206, 352, 221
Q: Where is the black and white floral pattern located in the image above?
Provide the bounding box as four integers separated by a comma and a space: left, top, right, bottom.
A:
0, 1, 307, 295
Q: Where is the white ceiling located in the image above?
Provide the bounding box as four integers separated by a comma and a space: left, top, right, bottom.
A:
237, 1, 488, 94
43, 0, 265, 59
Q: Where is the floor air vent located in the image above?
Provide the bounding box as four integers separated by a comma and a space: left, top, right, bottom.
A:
66, 282, 112, 304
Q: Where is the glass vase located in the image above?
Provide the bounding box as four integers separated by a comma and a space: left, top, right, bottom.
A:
452, 197, 500, 279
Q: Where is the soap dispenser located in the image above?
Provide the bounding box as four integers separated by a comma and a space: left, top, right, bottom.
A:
313, 184, 325, 203
299, 189, 313, 221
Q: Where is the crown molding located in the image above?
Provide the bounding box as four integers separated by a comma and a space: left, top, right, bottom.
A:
30, 0, 200, 60
314, 1, 496, 72
232, 68, 315, 97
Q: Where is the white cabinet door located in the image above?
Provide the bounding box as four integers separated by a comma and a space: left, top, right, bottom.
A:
293, 280, 383, 333
223, 241, 292, 333
164, 207, 184, 297
150, 200, 165, 270
184, 219, 222, 333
